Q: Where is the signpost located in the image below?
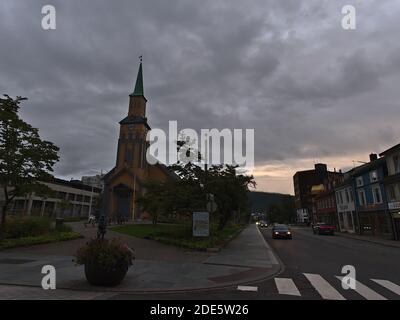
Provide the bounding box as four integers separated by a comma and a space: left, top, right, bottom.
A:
192, 212, 210, 237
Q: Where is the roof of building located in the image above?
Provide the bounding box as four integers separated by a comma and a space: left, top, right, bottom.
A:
352, 157, 386, 176
130, 62, 144, 97
379, 142, 400, 156
51, 178, 102, 193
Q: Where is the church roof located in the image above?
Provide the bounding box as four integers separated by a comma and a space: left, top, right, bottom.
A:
130, 62, 144, 97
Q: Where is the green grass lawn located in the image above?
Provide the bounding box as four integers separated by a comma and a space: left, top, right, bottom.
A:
111, 223, 244, 250
0, 231, 82, 250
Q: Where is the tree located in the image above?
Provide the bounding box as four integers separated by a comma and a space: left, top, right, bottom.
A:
167, 162, 255, 230
136, 181, 174, 225
205, 165, 255, 230
137, 136, 255, 230
0, 95, 59, 230
267, 196, 296, 224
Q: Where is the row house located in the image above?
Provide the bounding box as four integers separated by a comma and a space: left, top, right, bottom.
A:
293, 163, 342, 224
335, 169, 358, 234
312, 174, 343, 227
380, 144, 400, 240
294, 144, 400, 241
351, 154, 392, 239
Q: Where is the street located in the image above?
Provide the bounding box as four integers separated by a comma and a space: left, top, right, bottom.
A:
111, 226, 400, 300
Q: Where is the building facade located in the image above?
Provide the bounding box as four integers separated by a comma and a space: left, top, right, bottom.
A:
380, 144, 400, 240
335, 170, 358, 233
293, 163, 342, 224
81, 174, 105, 190
1, 178, 101, 218
102, 62, 177, 221
312, 172, 343, 227
353, 154, 393, 239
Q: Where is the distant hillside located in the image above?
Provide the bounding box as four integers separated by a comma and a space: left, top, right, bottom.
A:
247, 191, 293, 213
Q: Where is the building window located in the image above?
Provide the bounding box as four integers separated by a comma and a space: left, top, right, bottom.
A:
339, 191, 343, 204
356, 177, 363, 187
394, 154, 400, 174
345, 190, 350, 203
349, 189, 354, 202
76, 195, 83, 202
358, 190, 366, 206
68, 193, 75, 201
388, 185, 396, 202
370, 170, 378, 183
372, 186, 383, 204
58, 192, 67, 200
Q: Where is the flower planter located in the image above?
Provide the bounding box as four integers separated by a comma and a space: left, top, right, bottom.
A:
84, 261, 129, 287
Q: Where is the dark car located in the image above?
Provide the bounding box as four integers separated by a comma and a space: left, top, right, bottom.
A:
272, 224, 292, 239
258, 220, 268, 228
312, 222, 335, 235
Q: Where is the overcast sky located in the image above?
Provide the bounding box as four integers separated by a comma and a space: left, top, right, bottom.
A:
1, 1, 400, 194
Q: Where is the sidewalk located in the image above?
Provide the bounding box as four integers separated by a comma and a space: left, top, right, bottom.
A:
292, 225, 400, 248
0, 224, 281, 295
336, 231, 400, 248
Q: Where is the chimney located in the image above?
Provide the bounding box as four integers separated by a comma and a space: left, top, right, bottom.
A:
315, 163, 327, 173
369, 153, 378, 162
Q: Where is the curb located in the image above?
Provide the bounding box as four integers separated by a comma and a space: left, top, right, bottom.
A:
335, 233, 400, 249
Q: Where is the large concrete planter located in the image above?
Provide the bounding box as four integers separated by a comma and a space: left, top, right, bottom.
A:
84, 261, 129, 287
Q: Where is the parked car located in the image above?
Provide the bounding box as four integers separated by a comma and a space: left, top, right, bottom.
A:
272, 224, 292, 239
312, 222, 335, 235
258, 220, 268, 228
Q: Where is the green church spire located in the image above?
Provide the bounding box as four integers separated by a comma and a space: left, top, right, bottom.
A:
130, 57, 144, 97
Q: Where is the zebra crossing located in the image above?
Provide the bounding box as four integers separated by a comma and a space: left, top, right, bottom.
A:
272, 273, 400, 300
236, 273, 400, 300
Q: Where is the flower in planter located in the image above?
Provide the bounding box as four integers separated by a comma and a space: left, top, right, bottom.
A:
75, 238, 135, 286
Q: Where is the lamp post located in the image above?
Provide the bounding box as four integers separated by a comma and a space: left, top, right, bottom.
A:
85, 169, 104, 217
88, 185, 94, 217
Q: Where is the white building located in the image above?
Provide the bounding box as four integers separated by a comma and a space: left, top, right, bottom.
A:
81, 174, 105, 190
296, 208, 309, 224
335, 171, 357, 233
1, 179, 101, 218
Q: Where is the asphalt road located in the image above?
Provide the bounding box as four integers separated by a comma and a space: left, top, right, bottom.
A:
112, 226, 400, 300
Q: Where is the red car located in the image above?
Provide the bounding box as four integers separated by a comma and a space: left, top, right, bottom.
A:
312, 222, 335, 235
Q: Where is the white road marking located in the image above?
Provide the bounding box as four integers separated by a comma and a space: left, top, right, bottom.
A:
336, 277, 387, 300
371, 279, 400, 296
237, 285, 258, 292
275, 278, 301, 296
304, 273, 346, 300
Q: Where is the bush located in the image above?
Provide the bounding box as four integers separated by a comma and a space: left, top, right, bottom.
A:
55, 224, 72, 233
0, 232, 82, 250
75, 239, 135, 271
2, 217, 51, 239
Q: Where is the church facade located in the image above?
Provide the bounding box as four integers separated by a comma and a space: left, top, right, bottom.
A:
102, 62, 176, 221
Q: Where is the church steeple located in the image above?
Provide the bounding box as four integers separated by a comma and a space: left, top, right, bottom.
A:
128, 57, 147, 117
130, 59, 144, 97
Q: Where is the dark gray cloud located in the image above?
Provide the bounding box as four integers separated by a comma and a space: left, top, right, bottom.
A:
1, 0, 400, 193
